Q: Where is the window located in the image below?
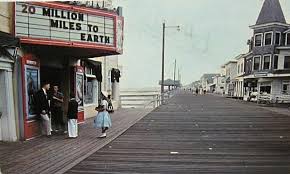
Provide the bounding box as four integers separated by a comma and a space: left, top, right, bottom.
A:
275, 32, 281, 45
282, 81, 290, 95
264, 32, 272, 45
260, 83, 271, 94
273, 55, 278, 69
253, 56, 260, 70
263, 55, 270, 70
246, 59, 252, 74
286, 33, 290, 45
237, 64, 240, 74
284, 56, 290, 69
241, 63, 244, 73
254, 34, 263, 47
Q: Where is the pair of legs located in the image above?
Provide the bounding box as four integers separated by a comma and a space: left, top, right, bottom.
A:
51, 107, 65, 131
102, 127, 108, 133
41, 114, 51, 136
99, 127, 109, 138
68, 119, 78, 138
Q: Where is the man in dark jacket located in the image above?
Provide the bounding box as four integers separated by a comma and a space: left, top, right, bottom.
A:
67, 93, 78, 138
35, 81, 51, 136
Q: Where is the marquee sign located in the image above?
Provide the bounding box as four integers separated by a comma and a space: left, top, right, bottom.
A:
14, 2, 123, 52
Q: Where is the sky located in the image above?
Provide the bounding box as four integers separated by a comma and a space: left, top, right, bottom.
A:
115, 0, 290, 89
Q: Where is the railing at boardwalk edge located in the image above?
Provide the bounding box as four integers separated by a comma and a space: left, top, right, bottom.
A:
120, 90, 177, 109
257, 93, 290, 105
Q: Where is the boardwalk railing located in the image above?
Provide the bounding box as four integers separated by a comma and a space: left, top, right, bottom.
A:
257, 94, 290, 104
120, 90, 177, 109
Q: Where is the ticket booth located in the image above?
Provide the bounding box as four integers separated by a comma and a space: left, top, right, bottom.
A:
73, 66, 85, 123
21, 54, 41, 139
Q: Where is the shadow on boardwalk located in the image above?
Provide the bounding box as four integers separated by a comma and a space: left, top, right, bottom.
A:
67, 92, 290, 174
0, 108, 152, 174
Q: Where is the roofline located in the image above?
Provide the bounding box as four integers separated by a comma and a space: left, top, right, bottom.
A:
224, 60, 238, 66
243, 51, 253, 57
249, 22, 290, 29
234, 54, 245, 60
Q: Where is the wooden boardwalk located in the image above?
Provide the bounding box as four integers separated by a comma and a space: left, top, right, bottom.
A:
66, 92, 290, 174
0, 108, 152, 174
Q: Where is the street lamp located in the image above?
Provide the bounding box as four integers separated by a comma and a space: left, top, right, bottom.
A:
161, 22, 180, 104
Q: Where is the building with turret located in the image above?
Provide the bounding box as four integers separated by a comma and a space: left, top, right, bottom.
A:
243, 0, 290, 102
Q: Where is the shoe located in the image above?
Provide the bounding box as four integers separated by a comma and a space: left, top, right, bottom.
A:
99, 133, 106, 138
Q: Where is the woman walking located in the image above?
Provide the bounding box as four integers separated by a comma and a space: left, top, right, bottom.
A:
94, 93, 112, 138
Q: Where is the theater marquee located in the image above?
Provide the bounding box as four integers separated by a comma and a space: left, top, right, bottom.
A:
14, 2, 123, 52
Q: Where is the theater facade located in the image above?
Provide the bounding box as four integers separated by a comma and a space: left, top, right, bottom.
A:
13, 1, 123, 140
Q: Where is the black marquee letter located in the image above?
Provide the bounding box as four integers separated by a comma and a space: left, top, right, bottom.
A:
50, 19, 58, 28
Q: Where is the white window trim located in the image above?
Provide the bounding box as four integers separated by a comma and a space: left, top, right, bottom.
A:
264, 31, 273, 46
275, 31, 281, 45
262, 54, 272, 70
284, 55, 290, 69
253, 55, 261, 71
254, 33, 263, 47
282, 80, 290, 94
286, 33, 290, 45
273, 54, 279, 69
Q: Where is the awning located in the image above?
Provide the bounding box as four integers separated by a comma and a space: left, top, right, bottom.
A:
0, 31, 20, 47
83, 60, 102, 82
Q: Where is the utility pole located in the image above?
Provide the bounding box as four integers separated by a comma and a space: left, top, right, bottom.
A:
160, 22, 180, 104
173, 59, 176, 89
161, 22, 165, 104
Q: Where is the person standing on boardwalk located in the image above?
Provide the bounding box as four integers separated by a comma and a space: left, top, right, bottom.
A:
94, 92, 112, 138
195, 88, 199, 95
35, 81, 51, 137
51, 85, 64, 133
67, 93, 79, 138
107, 95, 114, 113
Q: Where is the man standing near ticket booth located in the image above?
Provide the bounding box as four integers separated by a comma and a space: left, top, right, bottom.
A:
51, 85, 65, 133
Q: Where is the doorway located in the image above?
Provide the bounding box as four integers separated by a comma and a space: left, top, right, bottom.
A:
40, 66, 65, 92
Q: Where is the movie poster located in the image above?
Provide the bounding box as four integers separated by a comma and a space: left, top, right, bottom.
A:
76, 73, 84, 108
25, 67, 39, 118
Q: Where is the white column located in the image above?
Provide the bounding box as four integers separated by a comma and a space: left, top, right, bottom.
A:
112, 82, 120, 107
0, 70, 17, 141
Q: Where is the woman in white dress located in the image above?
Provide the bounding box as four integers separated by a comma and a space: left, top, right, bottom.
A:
94, 92, 112, 138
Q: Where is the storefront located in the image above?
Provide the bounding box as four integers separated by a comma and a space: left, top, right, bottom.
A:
243, 78, 258, 101
82, 60, 102, 118
14, 2, 124, 140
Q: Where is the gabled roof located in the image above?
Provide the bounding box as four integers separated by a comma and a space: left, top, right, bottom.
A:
256, 0, 286, 25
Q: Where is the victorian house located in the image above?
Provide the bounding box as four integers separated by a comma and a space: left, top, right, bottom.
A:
243, 0, 290, 103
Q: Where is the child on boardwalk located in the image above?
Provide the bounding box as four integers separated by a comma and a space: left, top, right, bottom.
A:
94, 94, 112, 138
